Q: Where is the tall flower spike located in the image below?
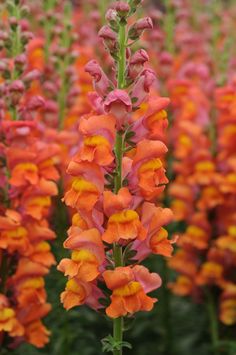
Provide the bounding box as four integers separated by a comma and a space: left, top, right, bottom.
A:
58, 0, 174, 354
0, 1, 62, 350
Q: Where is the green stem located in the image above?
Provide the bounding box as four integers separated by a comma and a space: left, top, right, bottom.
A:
206, 289, 220, 355
113, 234, 123, 355
9, 2, 22, 121
57, 3, 72, 130
113, 317, 124, 355
163, 0, 175, 55
44, 20, 52, 63
117, 20, 126, 90
58, 63, 68, 130
0, 252, 8, 294
43, 0, 56, 62
112, 16, 127, 355
161, 259, 173, 355
114, 132, 123, 193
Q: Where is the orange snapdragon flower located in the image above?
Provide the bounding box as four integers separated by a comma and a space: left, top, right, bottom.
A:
103, 265, 162, 318
17, 303, 51, 348
0, 210, 31, 255
60, 278, 103, 311
58, 228, 104, 281
141, 96, 170, 140
27, 38, 45, 71
10, 162, 39, 186
220, 285, 236, 325
64, 161, 104, 211
130, 139, 168, 200
0, 295, 24, 337
102, 210, 147, 243
179, 225, 209, 250
169, 275, 196, 297
75, 135, 114, 166
24, 320, 50, 348
133, 202, 175, 260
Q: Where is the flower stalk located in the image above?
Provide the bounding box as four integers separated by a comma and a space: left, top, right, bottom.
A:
206, 289, 220, 355
112, 15, 128, 355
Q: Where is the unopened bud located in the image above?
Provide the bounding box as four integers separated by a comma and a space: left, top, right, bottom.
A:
9, 17, 18, 27
0, 62, 8, 73
43, 81, 58, 96
104, 89, 132, 129
9, 80, 25, 93
128, 49, 149, 79
27, 95, 45, 111
23, 69, 42, 83
130, 49, 149, 65
128, 17, 153, 40
106, 9, 117, 22
98, 25, 117, 41
113, 1, 130, 18
22, 31, 34, 42
15, 54, 27, 66
20, 19, 30, 31
0, 31, 8, 41
85, 60, 111, 97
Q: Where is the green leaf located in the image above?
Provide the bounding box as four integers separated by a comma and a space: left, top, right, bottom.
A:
131, 96, 138, 103
125, 130, 136, 139
98, 298, 109, 307
101, 335, 132, 353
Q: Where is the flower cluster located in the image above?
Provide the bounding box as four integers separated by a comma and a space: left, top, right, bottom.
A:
58, 0, 174, 350
168, 81, 236, 326
0, 0, 60, 349
145, 0, 236, 330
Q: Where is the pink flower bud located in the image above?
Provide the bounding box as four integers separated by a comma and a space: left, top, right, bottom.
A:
0, 84, 7, 95
131, 69, 156, 107
90, 10, 100, 21
0, 31, 8, 41
9, 17, 18, 27
88, 92, 105, 115
128, 17, 153, 40
9, 80, 25, 93
23, 69, 42, 82
150, 29, 164, 42
128, 49, 149, 80
43, 81, 58, 96
150, 9, 163, 22
135, 17, 153, 31
0, 61, 8, 72
159, 52, 173, 65
113, 1, 130, 17
105, 9, 117, 22
85, 60, 102, 82
15, 54, 27, 66
98, 26, 118, 55
104, 89, 132, 129
22, 31, 34, 41
27, 95, 45, 111
98, 26, 117, 41
85, 60, 111, 97
130, 49, 149, 65
20, 19, 30, 31
44, 100, 58, 113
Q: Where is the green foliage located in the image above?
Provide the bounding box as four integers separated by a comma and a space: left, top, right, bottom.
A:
101, 335, 132, 353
